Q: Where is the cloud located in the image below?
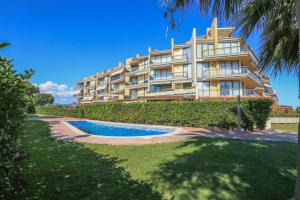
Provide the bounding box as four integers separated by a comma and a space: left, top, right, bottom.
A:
35, 81, 75, 104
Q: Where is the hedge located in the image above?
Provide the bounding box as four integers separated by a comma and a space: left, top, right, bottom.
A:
35, 105, 83, 118
36, 99, 272, 130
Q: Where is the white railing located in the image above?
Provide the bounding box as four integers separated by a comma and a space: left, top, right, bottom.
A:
111, 88, 125, 93
173, 72, 191, 79
198, 89, 259, 97
74, 86, 84, 91
130, 67, 148, 73
202, 46, 259, 65
146, 88, 195, 96
150, 75, 173, 81
173, 54, 192, 62
203, 67, 262, 84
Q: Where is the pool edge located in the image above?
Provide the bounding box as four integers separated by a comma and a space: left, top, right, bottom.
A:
62, 121, 183, 139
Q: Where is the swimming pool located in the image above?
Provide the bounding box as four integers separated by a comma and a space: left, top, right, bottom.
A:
66, 121, 176, 137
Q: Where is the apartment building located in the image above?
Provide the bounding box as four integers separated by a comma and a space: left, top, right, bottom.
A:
74, 18, 277, 103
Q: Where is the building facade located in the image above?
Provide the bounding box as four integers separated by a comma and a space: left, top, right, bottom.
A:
74, 18, 277, 104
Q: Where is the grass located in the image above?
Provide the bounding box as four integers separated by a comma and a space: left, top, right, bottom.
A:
272, 123, 298, 134
18, 120, 297, 200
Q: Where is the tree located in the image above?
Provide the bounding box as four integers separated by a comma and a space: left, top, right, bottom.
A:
0, 57, 37, 198
162, 0, 300, 198
34, 93, 54, 106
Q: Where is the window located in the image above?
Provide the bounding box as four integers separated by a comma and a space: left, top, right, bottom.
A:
151, 54, 171, 64
183, 64, 192, 78
197, 63, 209, 78
219, 61, 240, 75
197, 82, 210, 96
197, 43, 214, 58
151, 69, 172, 80
130, 90, 138, 99
220, 81, 240, 96
183, 48, 191, 60
150, 84, 172, 92
218, 42, 240, 55
130, 77, 138, 85
111, 74, 120, 81
131, 65, 139, 72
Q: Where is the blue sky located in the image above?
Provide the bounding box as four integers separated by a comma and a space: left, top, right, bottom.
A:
0, 0, 298, 107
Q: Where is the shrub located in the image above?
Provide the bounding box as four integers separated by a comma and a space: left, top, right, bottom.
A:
36, 99, 272, 130
34, 93, 54, 106
0, 57, 37, 198
35, 105, 83, 118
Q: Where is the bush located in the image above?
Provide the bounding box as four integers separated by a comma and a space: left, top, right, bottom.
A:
35, 105, 83, 118
36, 99, 272, 130
0, 57, 37, 198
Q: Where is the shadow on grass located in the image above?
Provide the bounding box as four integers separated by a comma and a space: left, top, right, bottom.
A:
20, 120, 161, 200
151, 137, 296, 200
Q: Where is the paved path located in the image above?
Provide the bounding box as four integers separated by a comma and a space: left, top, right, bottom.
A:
32, 116, 297, 145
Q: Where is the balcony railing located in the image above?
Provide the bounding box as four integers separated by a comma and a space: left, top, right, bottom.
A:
173, 72, 191, 80
127, 80, 148, 86
85, 84, 96, 89
129, 67, 148, 73
98, 81, 108, 85
173, 54, 192, 62
202, 46, 259, 64
111, 87, 125, 93
146, 88, 195, 96
111, 76, 125, 82
198, 89, 259, 97
149, 54, 192, 68
202, 67, 262, 85
150, 75, 172, 81
74, 86, 84, 91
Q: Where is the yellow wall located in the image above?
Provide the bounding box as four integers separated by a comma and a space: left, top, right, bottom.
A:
137, 75, 145, 82
137, 88, 145, 96
174, 48, 183, 57
173, 64, 183, 74
174, 83, 183, 89
138, 60, 144, 69
209, 81, 219, 96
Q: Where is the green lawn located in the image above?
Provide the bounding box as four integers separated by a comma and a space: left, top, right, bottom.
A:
18, 120, 297, 200
272, 123, 298, 133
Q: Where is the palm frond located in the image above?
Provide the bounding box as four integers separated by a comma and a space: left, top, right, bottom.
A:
161, 0, 242, 28
233, 0, 298, 75
0, 42, 10, 49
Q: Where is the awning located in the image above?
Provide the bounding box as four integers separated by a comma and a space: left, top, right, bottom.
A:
72, 90, 80, 95
97, 84, 107, 90
83, 96, 93, 101
111, 68, 124, 76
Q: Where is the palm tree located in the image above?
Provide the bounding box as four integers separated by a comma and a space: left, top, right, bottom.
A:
161, 0, 300, 198
0, 42, 10, 49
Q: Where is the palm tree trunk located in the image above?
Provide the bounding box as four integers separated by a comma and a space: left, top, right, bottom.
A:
295, 0, 300, 199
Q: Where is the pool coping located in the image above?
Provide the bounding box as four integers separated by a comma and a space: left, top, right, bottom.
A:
63, 120, 184, 139
33, 116, 297, 145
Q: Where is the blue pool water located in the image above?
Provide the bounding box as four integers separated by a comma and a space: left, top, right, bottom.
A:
67, 121, 175, 137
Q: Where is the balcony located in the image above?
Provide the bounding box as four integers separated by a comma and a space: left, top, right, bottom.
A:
111, 87, 125, 94
202, 46, 259, 65
127, 67, 148, 76
201, 67, 263, 85
173, 72, 192, 83
85, 84, 96, 90
126, 80, 148, 89
172, 54, 192, 64
146, 88, 196, 97
74, 86, 84, 91
111, 76, 125, 83
98, 80, 108, 86
81, 95, 95, 102
198, 89, 260, 97
149, 75, 172, 84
